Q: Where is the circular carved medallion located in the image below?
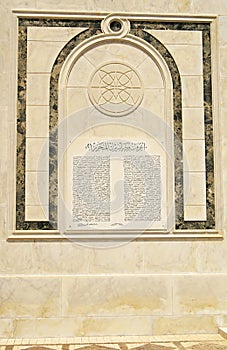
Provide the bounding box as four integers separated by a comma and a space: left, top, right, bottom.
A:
88, 63, 143, 117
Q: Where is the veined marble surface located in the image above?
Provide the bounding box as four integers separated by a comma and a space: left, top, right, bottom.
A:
16, 17, 214, 231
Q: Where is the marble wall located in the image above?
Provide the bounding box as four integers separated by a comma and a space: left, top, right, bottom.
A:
0, 0, 227, 338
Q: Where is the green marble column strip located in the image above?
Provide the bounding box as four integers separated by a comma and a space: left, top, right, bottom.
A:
16, 22, 27, 229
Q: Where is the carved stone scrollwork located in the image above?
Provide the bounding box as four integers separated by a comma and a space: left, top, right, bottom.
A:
101, 14, 130, 37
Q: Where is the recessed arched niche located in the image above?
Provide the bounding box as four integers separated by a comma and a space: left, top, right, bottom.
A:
58, 29, 175, 234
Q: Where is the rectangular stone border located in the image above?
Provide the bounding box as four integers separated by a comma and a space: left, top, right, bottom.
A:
14, 13, 217, 235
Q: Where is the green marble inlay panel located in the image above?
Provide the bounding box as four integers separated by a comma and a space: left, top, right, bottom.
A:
16, 17, 215, 231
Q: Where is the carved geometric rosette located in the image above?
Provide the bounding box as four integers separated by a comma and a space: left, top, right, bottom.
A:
88, 63, 143, 117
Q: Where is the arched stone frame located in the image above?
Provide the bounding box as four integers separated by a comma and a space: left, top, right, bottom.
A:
55, 30, 179, 233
